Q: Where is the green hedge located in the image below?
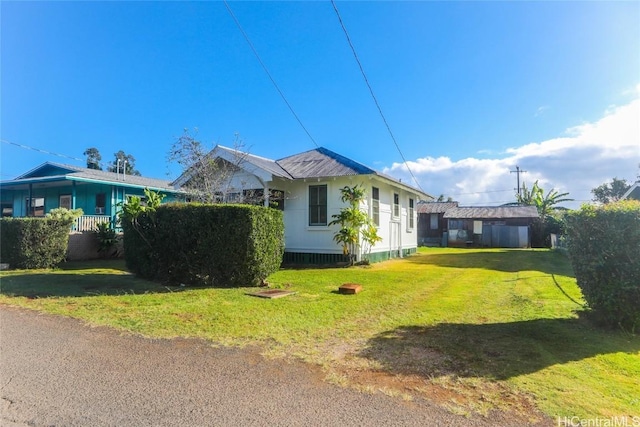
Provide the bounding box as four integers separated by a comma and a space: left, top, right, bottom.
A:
122, 203, 284, 287
566, 200, 640, 331
0, 217, 75, 269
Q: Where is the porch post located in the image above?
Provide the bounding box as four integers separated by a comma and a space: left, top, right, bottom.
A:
27, 183, 33, 217
264, 185, 269, 207
72, 181, 77, 209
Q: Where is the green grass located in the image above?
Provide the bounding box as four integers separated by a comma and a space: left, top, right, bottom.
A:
1, 249, 638, 420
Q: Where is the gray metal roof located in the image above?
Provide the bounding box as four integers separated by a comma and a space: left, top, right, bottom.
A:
417, 201, 459, 214
216, 146, 292, 179
171, 145, 431, 199
443, 206, 540, 219
276, 147, 375, 179
7, 162, 179, 192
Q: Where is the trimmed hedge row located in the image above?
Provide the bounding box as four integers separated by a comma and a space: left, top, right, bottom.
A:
0, 217, 75, 269
566, 200, 640, 331
122, 203, 285, 287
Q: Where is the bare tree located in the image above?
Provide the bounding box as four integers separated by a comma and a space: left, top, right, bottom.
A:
169, 129, 263, 204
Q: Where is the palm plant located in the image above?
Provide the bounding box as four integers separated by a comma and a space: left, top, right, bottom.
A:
329, 185, 382, 264
517, 180, 573, 219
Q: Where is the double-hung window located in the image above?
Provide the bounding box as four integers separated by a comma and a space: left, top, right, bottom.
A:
371, 187, 380, 226
309, 185, 327, 226
408, 198, 415, 230
393, 193, 400, 219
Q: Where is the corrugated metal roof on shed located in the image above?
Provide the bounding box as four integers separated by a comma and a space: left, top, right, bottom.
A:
443, 206, 539, 219
417, 202, 459, 214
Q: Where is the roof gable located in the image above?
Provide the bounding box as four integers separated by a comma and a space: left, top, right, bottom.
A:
16, 163, 81, 179
7, 162, 178, 192
622, 182, 640, 200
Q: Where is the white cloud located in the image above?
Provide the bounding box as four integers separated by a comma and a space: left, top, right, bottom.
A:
385, 94, 640, 209
534, 105, 550, 117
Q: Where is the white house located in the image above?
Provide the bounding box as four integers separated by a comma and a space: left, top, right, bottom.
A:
622, 181, 640, 201
174, 145, 432, 263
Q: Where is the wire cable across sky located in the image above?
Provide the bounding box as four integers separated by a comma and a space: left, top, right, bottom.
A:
1, 139, 83, 162
223, 0, 319, 149
330, 0, 425, 194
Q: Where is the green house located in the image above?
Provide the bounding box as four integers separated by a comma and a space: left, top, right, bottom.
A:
0, 162, 184, 231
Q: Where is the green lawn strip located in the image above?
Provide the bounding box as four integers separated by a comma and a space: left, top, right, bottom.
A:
0, 249, 638, 419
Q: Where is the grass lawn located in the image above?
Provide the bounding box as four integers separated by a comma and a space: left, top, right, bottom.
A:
1, 248, 638, 421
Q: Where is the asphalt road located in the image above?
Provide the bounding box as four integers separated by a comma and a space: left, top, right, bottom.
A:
1, 306, 519, 427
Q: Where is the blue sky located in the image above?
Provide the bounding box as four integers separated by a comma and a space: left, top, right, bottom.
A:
2, 1, 639, 207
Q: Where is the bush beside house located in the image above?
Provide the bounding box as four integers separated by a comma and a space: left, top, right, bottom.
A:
566, 200, 640, 331
0, 208, 82, 269
122, 202, 284, 287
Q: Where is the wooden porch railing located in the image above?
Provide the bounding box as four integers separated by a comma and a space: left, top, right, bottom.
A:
74, 215, 112, 232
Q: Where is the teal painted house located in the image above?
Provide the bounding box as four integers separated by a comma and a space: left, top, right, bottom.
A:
0, 162, 184, 231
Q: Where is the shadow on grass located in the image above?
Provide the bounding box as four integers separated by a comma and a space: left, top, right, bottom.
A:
358, 316, 639, 381
58, 259, 130, 272
410, 250, 575, 278
0, 272, 182, 298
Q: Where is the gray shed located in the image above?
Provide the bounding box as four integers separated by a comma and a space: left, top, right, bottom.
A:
443, 206, 539, 248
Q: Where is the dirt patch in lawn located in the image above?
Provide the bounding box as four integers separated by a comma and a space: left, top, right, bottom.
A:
306, 340, 553, 426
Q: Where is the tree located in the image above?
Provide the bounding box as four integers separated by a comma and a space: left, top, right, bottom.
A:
107, 151, 141, 176
168, 128, 254, 204
436, 194, 453, 202
591, 178, 631, 204
83, 147, 102, 170
329, 185, 382, 264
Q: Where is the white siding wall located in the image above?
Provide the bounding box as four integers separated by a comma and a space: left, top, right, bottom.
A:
366, 179, 418, 258
277, 176, 419, 258
279, 178, 344, 253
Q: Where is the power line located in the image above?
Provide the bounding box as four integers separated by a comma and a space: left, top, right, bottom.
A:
330, 0, 424, 194
223, 0, 319, 148
1, 139, 83, 162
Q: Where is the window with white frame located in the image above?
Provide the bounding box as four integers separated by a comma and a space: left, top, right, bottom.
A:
371, 186, 380, 226
393, 193, 400, 218
408, 198, 414, 229
308, 185, 327, 226
26, 197, 45, 217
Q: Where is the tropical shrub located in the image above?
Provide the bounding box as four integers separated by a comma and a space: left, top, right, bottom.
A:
329, 185, 382, 264
566, 200, 640, 331
95, 222, 120, 257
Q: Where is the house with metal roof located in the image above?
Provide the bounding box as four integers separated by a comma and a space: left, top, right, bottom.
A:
443, 205, 539, 248
0, 162, 185, 232
175, 145, 433, 263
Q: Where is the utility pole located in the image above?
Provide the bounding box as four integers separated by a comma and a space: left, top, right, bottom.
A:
510, 165, 527, 199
